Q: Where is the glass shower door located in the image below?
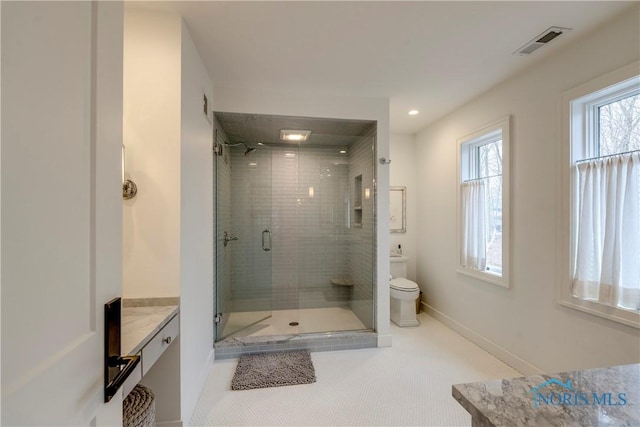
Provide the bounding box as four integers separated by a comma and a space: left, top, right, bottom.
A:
215, 140, 272, 340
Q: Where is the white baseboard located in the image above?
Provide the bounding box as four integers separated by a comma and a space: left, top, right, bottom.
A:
377, 333, 392, 347
200, 349, 215, 381
424, 303, 543, 376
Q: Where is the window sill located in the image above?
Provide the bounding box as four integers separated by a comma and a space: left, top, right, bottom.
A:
457, 267, 509, 289
558, 296, 640, 329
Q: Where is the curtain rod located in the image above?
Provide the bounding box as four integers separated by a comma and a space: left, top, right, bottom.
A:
576, 149, 640, 164
462, 174, 502, 183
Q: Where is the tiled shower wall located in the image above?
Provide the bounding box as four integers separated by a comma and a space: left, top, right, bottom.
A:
295, 147, 351, 308
230, 145, 353, 311
348, 133, 376, 328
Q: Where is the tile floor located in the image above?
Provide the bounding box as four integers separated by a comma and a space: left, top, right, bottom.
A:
191, 312, 522, 426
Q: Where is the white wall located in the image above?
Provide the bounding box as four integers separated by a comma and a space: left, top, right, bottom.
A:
415, 7, 640, 374
390, 133, 417, 282
123, 7, 182, 298
213, 87, 392, 346
179, 21, 214, 425
123, 8, 215, 425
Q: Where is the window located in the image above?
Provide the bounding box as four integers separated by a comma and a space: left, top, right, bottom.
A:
457, 117, 510, 287
560, 61, 640, 328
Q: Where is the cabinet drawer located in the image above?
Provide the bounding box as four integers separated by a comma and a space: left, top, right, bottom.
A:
141, 315, 179, 376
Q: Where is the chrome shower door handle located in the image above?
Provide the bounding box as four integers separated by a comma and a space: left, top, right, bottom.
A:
262, 229, 271, 252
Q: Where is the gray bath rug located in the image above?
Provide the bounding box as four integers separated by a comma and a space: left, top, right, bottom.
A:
231, 350, 316, 390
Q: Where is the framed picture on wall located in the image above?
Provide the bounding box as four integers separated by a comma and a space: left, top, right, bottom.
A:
390, 186, 406, 233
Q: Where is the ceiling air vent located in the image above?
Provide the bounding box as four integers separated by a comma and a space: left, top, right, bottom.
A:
513, 26, 571, 56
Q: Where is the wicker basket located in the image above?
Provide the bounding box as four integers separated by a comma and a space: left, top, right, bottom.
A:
123, 384, 155, 427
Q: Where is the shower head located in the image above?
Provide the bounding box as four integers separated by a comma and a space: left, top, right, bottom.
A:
220, 139, 257, 156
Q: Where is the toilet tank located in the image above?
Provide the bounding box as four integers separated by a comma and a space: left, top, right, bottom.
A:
390, 256, 408, 278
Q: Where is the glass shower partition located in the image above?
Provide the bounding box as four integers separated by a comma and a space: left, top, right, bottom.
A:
296, 134, 376, 333
215, 138, 273, 340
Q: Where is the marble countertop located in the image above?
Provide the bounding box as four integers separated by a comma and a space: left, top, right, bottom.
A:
453, 364, 639, 427
122, 305, 179, 356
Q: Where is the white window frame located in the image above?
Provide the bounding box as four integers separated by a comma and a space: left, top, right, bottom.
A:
558, 61, 640, 328
456, 116, 511, 288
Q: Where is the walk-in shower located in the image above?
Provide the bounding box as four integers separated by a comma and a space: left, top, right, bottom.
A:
213, 112, 377, 356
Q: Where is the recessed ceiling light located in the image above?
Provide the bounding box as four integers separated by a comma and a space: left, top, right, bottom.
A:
339, 150, 347, 154
409, 110, 419, 116
284, 152, 296, 158
280, 129, 311, 142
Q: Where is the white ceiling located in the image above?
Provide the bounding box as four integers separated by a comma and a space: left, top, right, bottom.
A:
154, 1, 634, 134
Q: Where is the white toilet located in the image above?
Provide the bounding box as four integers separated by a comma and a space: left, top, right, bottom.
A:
390, 256, 420, 327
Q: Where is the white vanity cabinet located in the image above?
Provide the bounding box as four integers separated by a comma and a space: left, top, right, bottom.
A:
121, 305, 180, 397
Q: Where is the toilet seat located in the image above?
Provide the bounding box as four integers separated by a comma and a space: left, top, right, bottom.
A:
390, 277, 419, 292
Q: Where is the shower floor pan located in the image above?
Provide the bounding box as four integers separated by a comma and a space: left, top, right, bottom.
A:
215, 307, 376, 359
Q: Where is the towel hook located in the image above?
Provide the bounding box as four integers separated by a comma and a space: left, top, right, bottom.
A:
122, 145, 138, 200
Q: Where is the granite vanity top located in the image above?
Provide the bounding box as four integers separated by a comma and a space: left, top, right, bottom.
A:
453, 364, 639, 427
121, 304, 179, 356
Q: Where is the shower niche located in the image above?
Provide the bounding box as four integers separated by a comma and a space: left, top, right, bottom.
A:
353, 174, 363, 228
213, 112, 377, 350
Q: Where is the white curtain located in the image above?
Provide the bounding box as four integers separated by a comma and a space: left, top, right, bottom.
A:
461, 180, 487, 271
573, 152, 640, 310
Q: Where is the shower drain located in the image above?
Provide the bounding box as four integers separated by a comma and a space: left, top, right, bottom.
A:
289, 322, 299, 326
